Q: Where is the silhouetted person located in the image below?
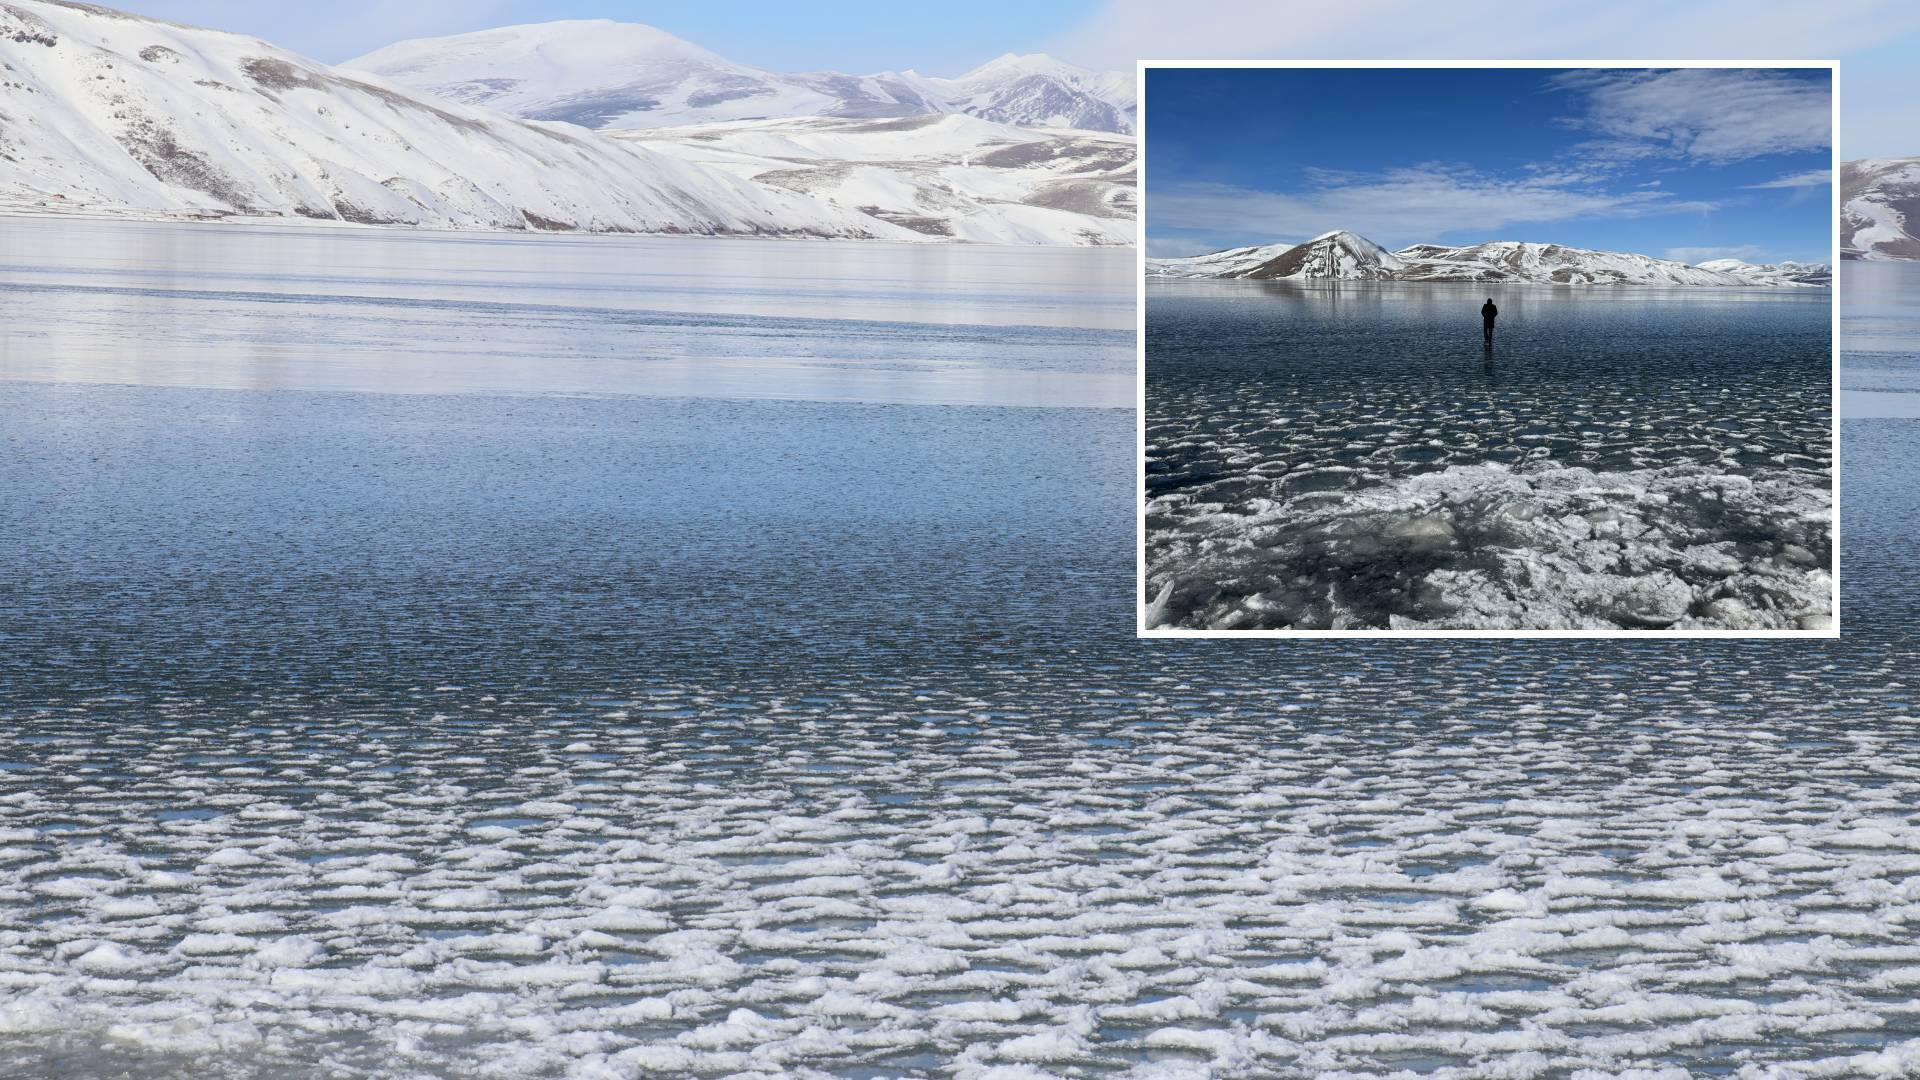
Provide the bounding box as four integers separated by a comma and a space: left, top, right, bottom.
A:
1481, 298, 1498, 346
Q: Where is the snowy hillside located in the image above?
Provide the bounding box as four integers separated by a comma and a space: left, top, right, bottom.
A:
1151, 232, 1827, 286
349, 23, 1135, 135
1147, 242, 1306, 278
614, 114, 1135, 245
1841, 158, 1920, 260
0, 1, 911, 238
1696, 258, 1832, 286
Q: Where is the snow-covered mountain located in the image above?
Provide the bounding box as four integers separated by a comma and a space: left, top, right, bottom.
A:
920, 54, 1135, 135
1695, 258, 1833, 286
1148, 231, 1405, 280
1151, 231, 1827, 286
1394, 241, 1762, 285
348, 24, 1135, 135
345, 20, 946, 132
1841, 158, 1920, 260
0, 0, 912, 238
615, 114, 1135, 245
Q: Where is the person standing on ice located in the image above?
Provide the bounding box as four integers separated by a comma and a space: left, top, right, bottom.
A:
1481, 298, 1498, 346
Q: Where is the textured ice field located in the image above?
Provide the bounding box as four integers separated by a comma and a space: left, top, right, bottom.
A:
0, 237, 1907, 1078
5, 676, 1920, 1079
1145, 281, 1834, 631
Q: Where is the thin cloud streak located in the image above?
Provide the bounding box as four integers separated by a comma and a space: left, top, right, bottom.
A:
1149, 166, 1718, 250
1744, 169, 1834, 189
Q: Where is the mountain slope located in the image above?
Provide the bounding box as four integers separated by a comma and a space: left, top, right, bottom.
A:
348, 23, 1135, 135
614, 113, 1135, 245
1147, 242, 1301, 278
1842, 158, 1920, 260
1149, 231, 1827, 286
0, 1, 911, 238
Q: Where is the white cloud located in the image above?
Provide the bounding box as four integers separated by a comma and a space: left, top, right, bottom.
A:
1553, 69, 1830, 165
1149, 165, 1716, 249
1666, 244, 1765, 263
1743, 169, 1834, 189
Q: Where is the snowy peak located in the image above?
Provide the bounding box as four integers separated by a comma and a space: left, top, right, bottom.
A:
1150, 231, 1826, 286
0, 0, 910, 239
349, 25, 1135, 134
929, 53, 1135, 134
1226, 230, 1406, 280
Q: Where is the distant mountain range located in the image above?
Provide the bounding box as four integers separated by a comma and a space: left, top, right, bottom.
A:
346, 22, 1136, 134
0, 1, 1133, 245
1149, 230, 1832, 286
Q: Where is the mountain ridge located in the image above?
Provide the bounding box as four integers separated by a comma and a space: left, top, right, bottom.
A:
1150, 230, 1830, 287
346, 24, 1135, 134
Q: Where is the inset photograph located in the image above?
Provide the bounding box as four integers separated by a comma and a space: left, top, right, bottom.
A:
1140, 65, 1837, 634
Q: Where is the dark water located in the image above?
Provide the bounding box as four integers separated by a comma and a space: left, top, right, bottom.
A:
0, 230, 1914, 1079
1145, 280, 1834, 631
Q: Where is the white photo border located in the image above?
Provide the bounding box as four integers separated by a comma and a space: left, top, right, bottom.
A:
1133, 59, 1842, 639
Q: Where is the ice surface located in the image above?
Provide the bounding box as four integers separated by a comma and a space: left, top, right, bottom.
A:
0, 234, 1897, 1080
1147, 461, 1833, 630
1146, 281, 1833, 630
3, 688, 1920, 1077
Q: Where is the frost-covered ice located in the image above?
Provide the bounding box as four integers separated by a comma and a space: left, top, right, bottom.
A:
3, 685, 1920, 1077
0, 225, 1899, 1079
1148, 461, 1832, 630
1146, 281, 1834, 631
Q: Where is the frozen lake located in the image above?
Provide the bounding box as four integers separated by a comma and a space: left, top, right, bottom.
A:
0, 218, 1135, 408
1, 226, 1916, 1078
1145, 280, 1834, 631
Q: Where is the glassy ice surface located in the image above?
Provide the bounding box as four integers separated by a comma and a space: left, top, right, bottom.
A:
1145, 280, 1834, 630
0, 227, 1914, 1079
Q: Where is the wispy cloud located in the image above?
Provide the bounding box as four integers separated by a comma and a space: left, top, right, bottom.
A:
1149, 164, 1716, 248
1666, 244, 1765, 263
1743, 169, 1833, 189
1551, 69, 1830, 165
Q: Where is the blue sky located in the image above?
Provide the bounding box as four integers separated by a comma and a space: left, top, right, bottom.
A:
1146, 68, 1833, 263
130, 0, 1102, 73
